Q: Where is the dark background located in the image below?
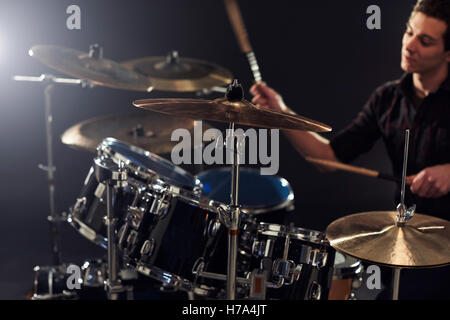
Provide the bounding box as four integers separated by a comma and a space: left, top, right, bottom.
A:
0, 0, 438, 299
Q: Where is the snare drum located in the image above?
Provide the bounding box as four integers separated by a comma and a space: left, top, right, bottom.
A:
85, 138, 226, 293
246, 223, 336, 300
328, 251, 364, 300
196, 167, 295, 224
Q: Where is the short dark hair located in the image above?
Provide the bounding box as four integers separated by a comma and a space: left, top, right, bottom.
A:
411, 0, 450, 50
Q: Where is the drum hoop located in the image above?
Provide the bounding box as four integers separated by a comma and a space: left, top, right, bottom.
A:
195, 167, 295, 215
98, 137, 202, 195
257, 222, 326, 243
135, 262, 193, 292
68, 214, 108, 249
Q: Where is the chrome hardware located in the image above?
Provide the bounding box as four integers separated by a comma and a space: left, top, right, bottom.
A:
252, 240, 266, 257
396, 203, 416, 226
126, 206, 144, 229
303, 246, 328, 268
207, 219, 221, 238
140, 239, 155, 258
126, 230, 138, 250
149, 191, 171, 218
94, 183, 105, 199
73, 197, 87, 213
272, 259, 296, 281
308, 281, 322, 300
192, 257, 206, 275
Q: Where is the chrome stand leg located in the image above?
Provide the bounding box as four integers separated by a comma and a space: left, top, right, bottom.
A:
43, 83, 62, 266
226, 123, 240, 300
392, 268, 401, 300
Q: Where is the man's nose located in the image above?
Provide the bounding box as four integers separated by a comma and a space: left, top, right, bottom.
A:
405, 37, 418, 53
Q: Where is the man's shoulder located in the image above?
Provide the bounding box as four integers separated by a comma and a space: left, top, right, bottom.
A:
372, 77, 403, 97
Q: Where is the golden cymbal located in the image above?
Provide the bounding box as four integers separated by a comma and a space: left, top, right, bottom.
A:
326, 211, 450, 268
121, 51, 233, 92
61, 112, 206, 154
133, 97, 332, 132
29, 45, 153, 92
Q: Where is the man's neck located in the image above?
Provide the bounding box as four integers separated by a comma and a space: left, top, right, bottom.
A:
413, 64, 448, 98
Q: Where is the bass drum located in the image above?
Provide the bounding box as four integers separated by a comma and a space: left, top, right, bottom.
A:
196, 167, 295, 224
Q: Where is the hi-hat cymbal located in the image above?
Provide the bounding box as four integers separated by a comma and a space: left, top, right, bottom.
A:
121, 51, 233, 92
29, 45, 153, 92
326, 211, 450, 268
133, 98, 332, 132
61, 112, 205, 154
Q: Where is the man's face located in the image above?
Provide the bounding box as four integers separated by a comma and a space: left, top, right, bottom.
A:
401, 12, 450, 74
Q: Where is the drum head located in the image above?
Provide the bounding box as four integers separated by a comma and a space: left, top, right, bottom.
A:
196, 167, 294, 214
99, 137, 200, 191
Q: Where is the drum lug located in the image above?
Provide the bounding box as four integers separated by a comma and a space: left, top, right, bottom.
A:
140, 239, 155, 261
207, 219, 221, 238
73, 197, 87, 213
126, 206, 144, 229
192, 257, 205, 275
94, 183, 106, 199
308, 281, 322, 300
252, 240, 267, 257
126, 230, 139, 252
149, 191, 171, 218
305, 247, 328, 269
272, 259, 296, 283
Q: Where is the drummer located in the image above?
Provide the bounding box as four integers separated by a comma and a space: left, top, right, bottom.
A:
250, 0, 450, 299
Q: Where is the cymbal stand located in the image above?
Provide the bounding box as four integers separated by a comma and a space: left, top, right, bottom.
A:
13, 74, 93, 266
93, 157, 133, 300
392, 129, 416, 300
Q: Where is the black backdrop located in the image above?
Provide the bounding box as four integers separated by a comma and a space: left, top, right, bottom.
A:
0, 0, 422, 299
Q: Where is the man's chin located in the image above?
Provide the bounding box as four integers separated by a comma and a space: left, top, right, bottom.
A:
401, 62, 416, 73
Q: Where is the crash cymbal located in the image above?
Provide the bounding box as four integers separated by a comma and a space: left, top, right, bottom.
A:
326, 211, 450, 268
133, 97, 332, 132
61, 112, 205, 154
121, 51, 233, 92
29, 45, 153, 92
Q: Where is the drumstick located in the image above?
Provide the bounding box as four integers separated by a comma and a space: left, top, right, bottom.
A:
305, 157, 404, 184
223, 0, 262, 82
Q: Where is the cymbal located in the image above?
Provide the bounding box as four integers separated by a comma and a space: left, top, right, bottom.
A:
326, 211, 450, 268
29, 45, 153, 92
133, 98, 332, 132
121, 51, 233, 92
61, 112, 205, 154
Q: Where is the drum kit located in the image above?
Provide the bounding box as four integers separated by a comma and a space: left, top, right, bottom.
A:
14, 0, 450, 302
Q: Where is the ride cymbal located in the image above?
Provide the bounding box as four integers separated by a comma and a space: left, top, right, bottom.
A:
61, 112, 205, 154
133, 97, 332, 132
326, 211, 450, 268
29, 45, 153, 92
121, 51, 233, 92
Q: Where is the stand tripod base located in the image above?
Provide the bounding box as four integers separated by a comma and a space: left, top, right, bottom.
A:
30, 264, 79, 300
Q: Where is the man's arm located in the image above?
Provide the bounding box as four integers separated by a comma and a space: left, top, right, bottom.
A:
250, 82, 339, 172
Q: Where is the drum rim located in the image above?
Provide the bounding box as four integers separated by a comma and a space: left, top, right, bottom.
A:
195, 167, 295, 215
333, 252, 363, 280
257, 222, 326, 243
67, 214, 108, 249
98, 137, 202, 193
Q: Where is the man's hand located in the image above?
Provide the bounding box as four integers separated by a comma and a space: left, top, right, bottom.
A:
250, 82, 288, 113
406, 164, 450, 198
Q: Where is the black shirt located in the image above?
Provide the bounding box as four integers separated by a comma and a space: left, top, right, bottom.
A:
330, 72, 450, 220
